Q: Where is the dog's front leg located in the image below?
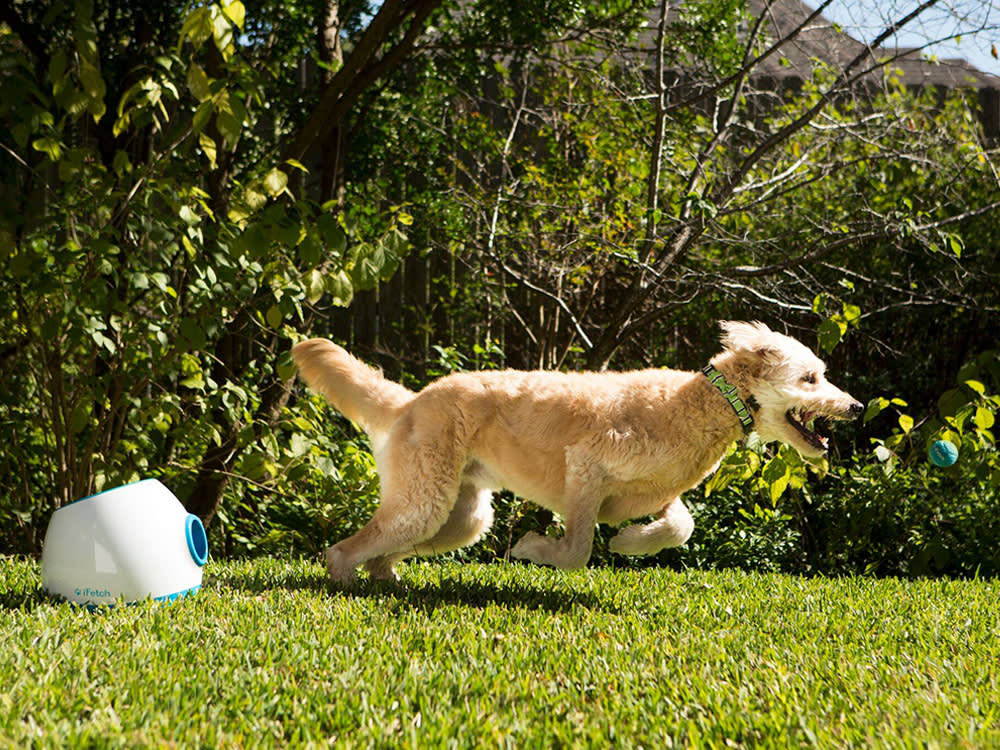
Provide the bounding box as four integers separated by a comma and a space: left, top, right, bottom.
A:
510, 457, 603, 570
510, 503, 600, 569
608, 498, 694, 556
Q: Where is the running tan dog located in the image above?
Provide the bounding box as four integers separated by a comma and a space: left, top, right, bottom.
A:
293, 321, 862, 584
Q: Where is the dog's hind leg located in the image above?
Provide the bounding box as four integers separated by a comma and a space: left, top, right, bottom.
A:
608, 498, 694, 556
325, 410, 469, 585
326, 481, 459, 585
413, 481, 494, 556
362, 480, 495, 581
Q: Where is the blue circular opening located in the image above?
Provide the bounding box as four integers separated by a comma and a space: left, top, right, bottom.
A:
185, 515, 209, 566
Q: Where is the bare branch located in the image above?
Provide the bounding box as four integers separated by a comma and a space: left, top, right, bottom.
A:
492, 255, 594, 350
285, 0, 443, 162
712, 0, 943, 205
729, 199, 1000, 278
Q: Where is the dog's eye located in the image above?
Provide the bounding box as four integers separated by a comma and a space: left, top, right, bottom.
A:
801, 373, 817, 385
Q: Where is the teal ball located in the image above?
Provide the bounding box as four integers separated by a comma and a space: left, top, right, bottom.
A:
929, 440, 958, 467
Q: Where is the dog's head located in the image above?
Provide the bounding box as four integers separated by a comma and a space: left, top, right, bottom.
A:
712, 321, 863, 457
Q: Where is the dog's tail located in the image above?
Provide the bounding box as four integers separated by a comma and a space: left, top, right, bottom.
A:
292, 339, 414, 441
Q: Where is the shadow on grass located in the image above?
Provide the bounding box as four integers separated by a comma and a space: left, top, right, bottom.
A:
361, 575, 619, 615
3, 559, 614, 615
212, 562, 619, 614
0, 586, 51, 612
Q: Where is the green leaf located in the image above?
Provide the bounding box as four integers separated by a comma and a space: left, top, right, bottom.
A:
289, 433, 312, 457
32, 136, 63, 161
48, 49, 68, 84
898, 414, 914, 434
817, 319, 843, 353
180, 6, 213, 49
242, 185, 269, 214
938, 388, 970, 418
276, 351, 297, 381
187, 63, 213, 102
263, 168, 288, 198
974, 406, 995, 431
349, 243, 382, 290
317, 214, 346, 255
222, 0, 246, 29
192, 100, 213, 134
199, 132, 217, 169
768, 474, 789, 503
179, 205, 200, 226
325, 269, 354, 307
212, 9, 235, 60
79, 61, 106, 121
964, 380, 986, 395
761, 457, 790, 503
841, 303, 861, 324
235, 223, 268, 257
70, 400, 92, 434
297, 235, 322, 267
266, 305, 283, 330
376, 230, 408, 282
180, 319, 207, 351
306, 269, 325, 304
180, 370, 206, 390
863, 397, 890, 424
214, 93, 242, 145
112, 150, 131, 175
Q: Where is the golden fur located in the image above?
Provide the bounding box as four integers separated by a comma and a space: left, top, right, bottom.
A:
292, 321, 862, 584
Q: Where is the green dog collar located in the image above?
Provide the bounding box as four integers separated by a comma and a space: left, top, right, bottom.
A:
702, 364, 755, 432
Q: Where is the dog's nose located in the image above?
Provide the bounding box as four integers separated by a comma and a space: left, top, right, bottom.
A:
849, 401, 864, 419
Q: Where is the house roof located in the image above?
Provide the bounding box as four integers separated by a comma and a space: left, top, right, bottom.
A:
746, 0, 998, 89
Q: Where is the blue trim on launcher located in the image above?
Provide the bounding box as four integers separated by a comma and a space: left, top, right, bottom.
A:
76, 585, 202, 612
185, 514, 209, 566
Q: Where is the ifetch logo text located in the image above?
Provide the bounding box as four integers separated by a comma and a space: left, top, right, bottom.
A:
75, 587, 112, 598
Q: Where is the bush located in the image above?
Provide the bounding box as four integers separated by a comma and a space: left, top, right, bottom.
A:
664, 349, 1000, 577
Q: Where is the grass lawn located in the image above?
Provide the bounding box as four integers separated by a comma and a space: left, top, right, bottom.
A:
1, 556, 998, 748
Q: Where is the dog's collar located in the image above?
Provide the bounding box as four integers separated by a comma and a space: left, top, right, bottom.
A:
702, 364, 756, 432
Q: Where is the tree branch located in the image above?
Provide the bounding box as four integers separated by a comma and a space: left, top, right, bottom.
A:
284, 0, 443, 162
712, 0, 943, 205
728, 198, 1000, 278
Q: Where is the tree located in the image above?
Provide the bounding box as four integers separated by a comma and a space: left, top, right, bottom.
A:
0, 0, 662, 550
430, 0, 1000, 372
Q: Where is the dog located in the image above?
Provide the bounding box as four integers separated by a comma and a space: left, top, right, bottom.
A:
292, 321, 863, 584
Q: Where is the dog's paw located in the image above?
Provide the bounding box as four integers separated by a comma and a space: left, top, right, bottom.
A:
364, 557, 401, 583
326, 547, 357, 587
608, 526, 646, 556
609, 513, 693, 556
510, 532, 550, 564
510, 531, 545, 562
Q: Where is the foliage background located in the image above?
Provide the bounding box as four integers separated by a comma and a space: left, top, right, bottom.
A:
1, 0, 998, 575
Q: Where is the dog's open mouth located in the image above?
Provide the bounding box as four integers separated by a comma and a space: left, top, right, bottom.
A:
786, 409, 829, 451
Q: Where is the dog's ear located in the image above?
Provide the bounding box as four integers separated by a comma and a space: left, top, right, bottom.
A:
719, 321, 781, 375
720, 321, 774, 353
